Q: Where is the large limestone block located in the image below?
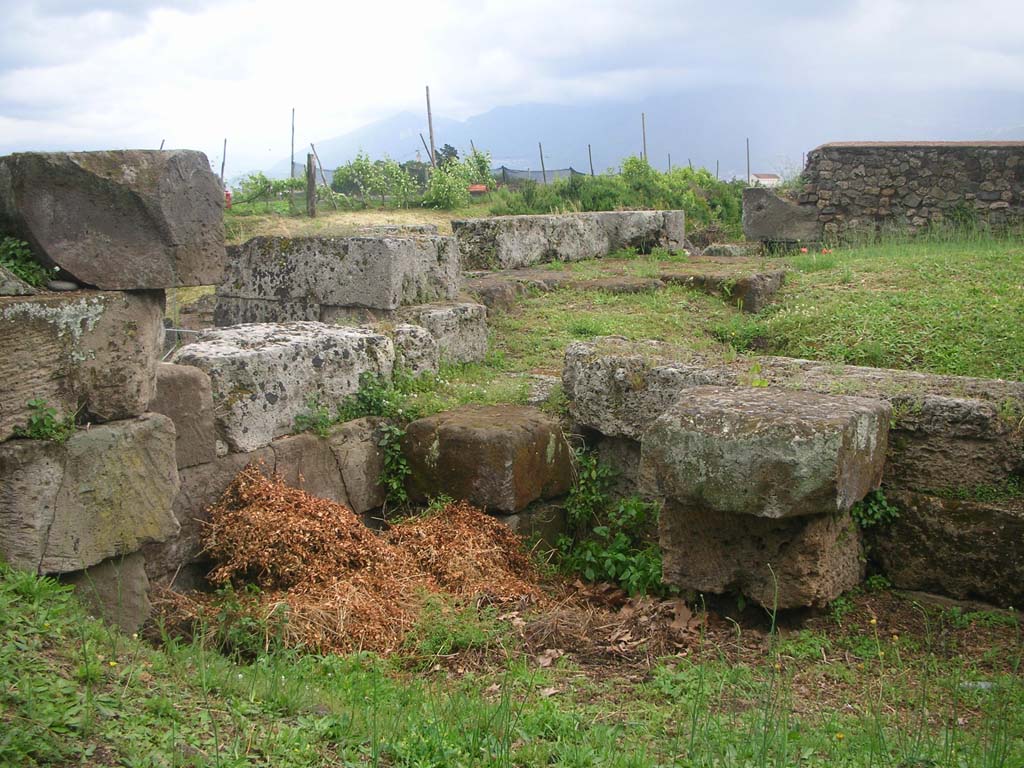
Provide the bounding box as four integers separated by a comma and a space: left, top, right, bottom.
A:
403, 405, 574, 513
150, 363, 216, 469
0, 265, 37, 296
642, 387, 890, 518
867, 490, 1024, 607
0, 150, 224, 289
172, 322, 394, 452
327, 417, 387, 514
0, 414, 180, 574
563, 338, 1024, 494
214, 296, 319, 326
142, 448, 273, 588
63, 552, 152, 633
742, 187, 820, 243
0, 291, 164, 440
391, 324, 440, 376
397, 302, 487, 363
660, 502, 864, 609
453, 210, 686, 269
218, 235, 460, 311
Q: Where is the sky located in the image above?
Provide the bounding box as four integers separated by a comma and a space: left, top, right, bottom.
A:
2, 0, 1024, 177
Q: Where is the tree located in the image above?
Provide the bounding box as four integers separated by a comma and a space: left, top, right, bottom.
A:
435, 144, 459, 167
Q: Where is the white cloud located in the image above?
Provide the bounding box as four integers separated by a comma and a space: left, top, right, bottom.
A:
1, 0, 1022, 174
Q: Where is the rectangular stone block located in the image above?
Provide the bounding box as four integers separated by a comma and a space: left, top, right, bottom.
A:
0, 150, 224, 289
563, 337, 1024, 494
326, 417, 387, 515
0, 413, 180, 574
0, 290, 164, 440
397, 302, 488, 363
660, 502, 863, 609
171, 322, 394, 452
151, 363, 217, 469
271, 432, 350, 506
452, 210, 686, 270
218, 234, 460, 311
214, 296, 319, 326
642, 387, 889, 518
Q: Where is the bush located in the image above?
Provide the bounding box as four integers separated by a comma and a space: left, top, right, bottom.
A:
0, 236, 50, 287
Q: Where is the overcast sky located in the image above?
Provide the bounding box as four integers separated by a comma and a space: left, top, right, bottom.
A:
2, 0, 1023, 176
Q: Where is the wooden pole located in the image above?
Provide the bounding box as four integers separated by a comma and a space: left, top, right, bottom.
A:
641, 112, 647, 162
588, 144, 595, 176
688, 158, 693, 171
668, 153, 672, 172
306, 153, 316, 218
159, 139, 165, 150
219, 138, 227, 185
419, 133, 434, 167
290, 108, 296, 179
470, 139, 476, 154
425, 85, 437, 168
746, 138, 751, 184
310, 142, 337, 210
538, 142, 547, 184
716, 160, 719, 180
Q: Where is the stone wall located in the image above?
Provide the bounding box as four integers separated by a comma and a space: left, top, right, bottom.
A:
743, 142, 1024, 241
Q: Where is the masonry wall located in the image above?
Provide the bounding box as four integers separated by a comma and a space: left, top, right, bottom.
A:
796, 142, 1024, 238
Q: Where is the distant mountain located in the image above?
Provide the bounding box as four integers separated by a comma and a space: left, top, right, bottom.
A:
272, 88, 1024, 180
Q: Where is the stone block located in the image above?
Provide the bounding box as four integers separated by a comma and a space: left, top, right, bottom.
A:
641, 387, 890, 518
63, 552, 152, 633
453, 210, 686, 270
271, 432, 349, 506
0, 150, 224, 289
0, 265, 38, 296
327, 417, 387, 514
867, 490, 1024, 607
397, 302, 487, 363
391, 324, 440, 376
660, 270, 786, 313
403, 405, 573, 513
742, 187, 821, 243
0, 414, 179, 574
0, 291, 165, 440
660, 502, 863, 609
214, 296, 319, 326
150, 363, 216, 469
142, 448, 273, 588
496, 500, 568, 550
171, 322, 394, 452
218, 234, 460, 311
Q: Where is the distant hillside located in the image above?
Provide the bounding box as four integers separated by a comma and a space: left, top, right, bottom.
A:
271, 88, 1024, 179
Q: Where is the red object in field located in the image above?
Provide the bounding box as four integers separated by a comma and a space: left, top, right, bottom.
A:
224, 189, 232, 209
468, 184, 488, 196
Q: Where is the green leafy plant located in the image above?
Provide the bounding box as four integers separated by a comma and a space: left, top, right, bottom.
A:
337, 372, 417, 422
12, 398, 76, 443
378, 422, 411, 507
0, 236, 50, 287
851, 489, 900, 529
293, 396, 335, 437
558, 450, 672, 596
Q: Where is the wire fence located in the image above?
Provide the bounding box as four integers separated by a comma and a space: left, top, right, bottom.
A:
291, 161, 584, 186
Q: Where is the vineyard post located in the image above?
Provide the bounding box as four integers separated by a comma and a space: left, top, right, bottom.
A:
220, 138, 227, 185
306, 153, 316, 218
588, 144, 594, 176
310, 142, 337, 210
538, 142, 547, 185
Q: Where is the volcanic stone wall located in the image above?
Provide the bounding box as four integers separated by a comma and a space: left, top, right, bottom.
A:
798, 142, 1024, 238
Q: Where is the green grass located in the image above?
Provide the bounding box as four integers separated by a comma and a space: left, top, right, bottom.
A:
2, 561, 1021, 767
718, 232, 1024, 379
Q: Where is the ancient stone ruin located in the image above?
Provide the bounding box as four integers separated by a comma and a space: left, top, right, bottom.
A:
1, 146, 1021, 633
743, 141, 1024, 242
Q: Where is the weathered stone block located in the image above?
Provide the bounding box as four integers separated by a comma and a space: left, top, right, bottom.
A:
171, 322, 394, 452
742, 187, 821, 243
214, 296, 319, 326
403, 405, 573, 513
327, 417, 387, 515
398, 302, 487, 363
218, 235, 460, 311
63, 552, 152, 633
271, 432, 349, 506
0, 150, 224, 289
150, 363, 216, 469
660, 502, 863, 608
0, 265, 37, 296
642, 387, 890, 518
867, 489, 1024, 607
453, 210, 686, 269
660, 270, 786, 313
497, 500, 568, 550
0, 414, 179, 575
0, 291, 165, 440
391, 324, 440, 376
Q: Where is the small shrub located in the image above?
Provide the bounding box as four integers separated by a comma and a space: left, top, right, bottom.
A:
378, 422, 411, 507
0, 236, 51, 287
293, 396, 334, 437
12, 398, 76, 443
851, 489, 900, 529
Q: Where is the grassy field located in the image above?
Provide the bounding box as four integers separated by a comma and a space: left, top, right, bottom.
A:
2, 561, 1021, 767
